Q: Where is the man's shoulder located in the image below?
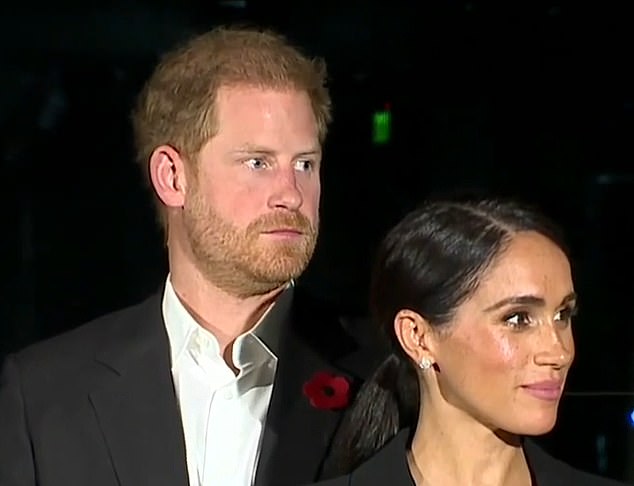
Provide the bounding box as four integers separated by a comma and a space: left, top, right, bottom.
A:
7, 292, 161, 377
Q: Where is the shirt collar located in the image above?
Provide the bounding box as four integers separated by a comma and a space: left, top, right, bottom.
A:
252, 279, 294, 355
162, 276, 293, 371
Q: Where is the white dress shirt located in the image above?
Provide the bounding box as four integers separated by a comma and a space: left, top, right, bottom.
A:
162, 277, 288, 486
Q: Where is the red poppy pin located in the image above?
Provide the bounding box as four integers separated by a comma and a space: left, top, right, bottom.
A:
303, 371, 351, 410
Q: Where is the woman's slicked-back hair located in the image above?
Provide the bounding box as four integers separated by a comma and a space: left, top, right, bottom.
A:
328, 196, 569, 475
371, 197, 568, 340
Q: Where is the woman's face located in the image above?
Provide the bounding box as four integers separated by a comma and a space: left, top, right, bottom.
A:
429, 231, 576, 436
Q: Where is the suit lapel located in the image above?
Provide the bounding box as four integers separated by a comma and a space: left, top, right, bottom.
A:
89, 293, 189, 486
255, 288, 365, 486
255, 337, 351, 486
524, 438, 576, 486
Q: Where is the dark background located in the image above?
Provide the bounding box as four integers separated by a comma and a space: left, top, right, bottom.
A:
1, 1, 633, 482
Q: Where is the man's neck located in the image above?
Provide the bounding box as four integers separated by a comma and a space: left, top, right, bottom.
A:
169, 267, 285, 355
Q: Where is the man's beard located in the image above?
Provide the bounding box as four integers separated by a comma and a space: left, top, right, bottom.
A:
182, 189, 318, 298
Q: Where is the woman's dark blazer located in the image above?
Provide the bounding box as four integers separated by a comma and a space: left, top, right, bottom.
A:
305, 429, 630, 486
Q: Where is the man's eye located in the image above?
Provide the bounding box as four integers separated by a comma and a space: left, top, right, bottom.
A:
294, 159, 314, 171
245, 158, 267, 169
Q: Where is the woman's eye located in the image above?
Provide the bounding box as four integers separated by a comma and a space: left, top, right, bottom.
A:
554, 306, 577, 325
504, 311, 532, 329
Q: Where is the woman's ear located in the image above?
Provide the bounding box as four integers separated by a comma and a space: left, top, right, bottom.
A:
393, 309, 436, 370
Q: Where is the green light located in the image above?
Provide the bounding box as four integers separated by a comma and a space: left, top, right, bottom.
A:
373, 109, 392, 145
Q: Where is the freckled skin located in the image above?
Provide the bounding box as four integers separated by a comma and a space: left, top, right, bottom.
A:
428, 231, 575, 436
179, 86, 322, 297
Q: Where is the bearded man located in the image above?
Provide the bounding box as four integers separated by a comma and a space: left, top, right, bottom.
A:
0, 25, 378, 486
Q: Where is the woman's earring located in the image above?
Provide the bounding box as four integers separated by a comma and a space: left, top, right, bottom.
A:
419, 357, 433, 370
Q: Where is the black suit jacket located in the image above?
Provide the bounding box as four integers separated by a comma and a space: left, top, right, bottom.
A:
308, 429, 631, 486
0, 286, 380, 486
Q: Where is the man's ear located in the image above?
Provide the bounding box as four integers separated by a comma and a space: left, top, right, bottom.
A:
149, 145, 189, 208
393, 309, 437, 368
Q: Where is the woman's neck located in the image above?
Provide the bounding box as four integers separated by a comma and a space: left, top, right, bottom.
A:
408, 402, 532, 486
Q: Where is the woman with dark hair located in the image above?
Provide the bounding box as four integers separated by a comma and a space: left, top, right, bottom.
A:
310, 197, 628, 485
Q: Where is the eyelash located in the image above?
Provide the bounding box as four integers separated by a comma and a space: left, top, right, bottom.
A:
503, 306, 578, 330
556, 306, 578, 322
504, 311, 532, 329
245, 158, 267, 169
295, 159, 314, 171
244, 158, 315, 171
